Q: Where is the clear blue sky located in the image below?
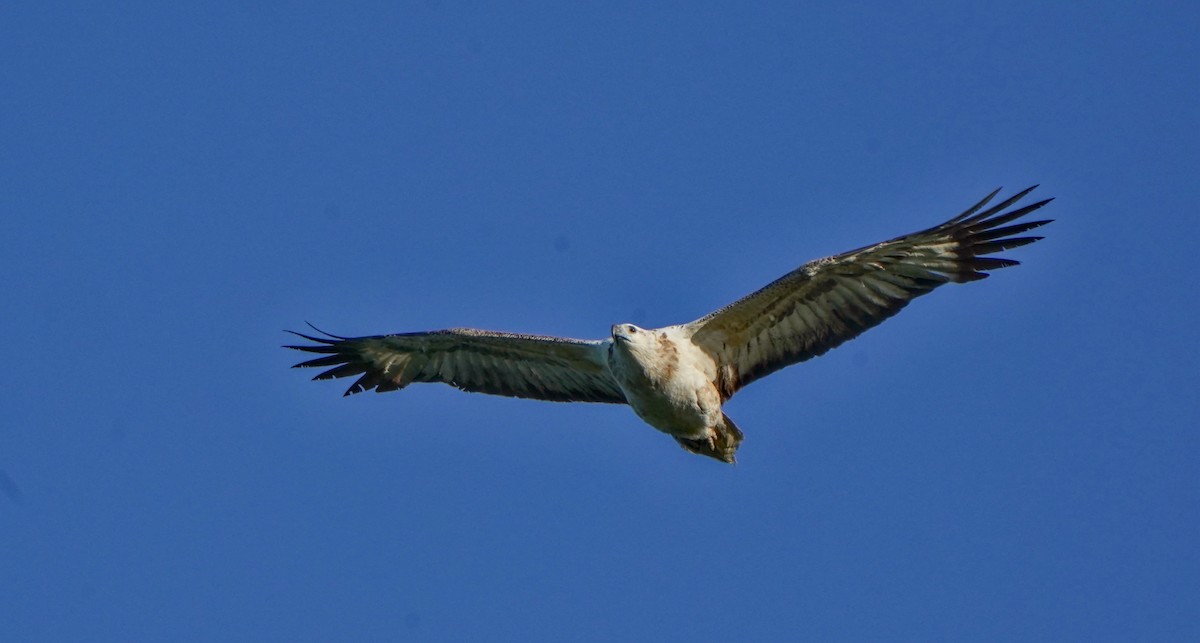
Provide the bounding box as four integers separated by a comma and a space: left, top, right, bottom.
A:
3, 2, 1197, 641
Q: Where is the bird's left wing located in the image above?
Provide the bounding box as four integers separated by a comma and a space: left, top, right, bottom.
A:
685, 186, 1052, 400
287, 327, 627, 403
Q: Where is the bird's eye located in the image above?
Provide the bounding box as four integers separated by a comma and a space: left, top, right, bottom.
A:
628, 326, 638, 333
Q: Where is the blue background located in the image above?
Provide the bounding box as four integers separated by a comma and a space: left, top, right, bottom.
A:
3, 2, 1197, 641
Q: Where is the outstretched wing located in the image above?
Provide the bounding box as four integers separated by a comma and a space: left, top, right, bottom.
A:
287, 327, 627, 403
686, 186, 1052, 400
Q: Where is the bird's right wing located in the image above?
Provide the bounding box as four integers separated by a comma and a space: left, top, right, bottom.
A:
287, 327, 627, 403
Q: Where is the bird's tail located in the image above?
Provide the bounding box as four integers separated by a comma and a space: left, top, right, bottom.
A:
676, 413, 744, 464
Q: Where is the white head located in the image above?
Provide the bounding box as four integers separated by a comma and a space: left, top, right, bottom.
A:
608, 323, 679, 376
611, 323, 655, 354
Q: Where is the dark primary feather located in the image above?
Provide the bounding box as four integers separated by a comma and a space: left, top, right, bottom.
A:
687, 186, 1052, 400
286, 326, 627, 403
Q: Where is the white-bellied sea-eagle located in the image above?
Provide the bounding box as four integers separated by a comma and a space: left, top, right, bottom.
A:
287, 186, 1051, 463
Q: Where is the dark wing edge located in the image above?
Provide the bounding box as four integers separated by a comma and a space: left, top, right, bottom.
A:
687, 186, 1053, 400
285, 325, 627, 404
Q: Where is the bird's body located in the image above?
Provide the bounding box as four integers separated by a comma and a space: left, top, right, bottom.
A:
607, 324, 740, 461
287, 187, 1052, 463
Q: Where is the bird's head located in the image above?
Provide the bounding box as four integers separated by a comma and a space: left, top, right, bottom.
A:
611, 323, 648, 348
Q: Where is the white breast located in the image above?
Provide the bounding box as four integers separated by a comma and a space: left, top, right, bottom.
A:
608, 326, 723, 439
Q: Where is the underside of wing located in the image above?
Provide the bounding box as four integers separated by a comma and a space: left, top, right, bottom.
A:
286, 326, 627, 404
687, 186, 1053, 399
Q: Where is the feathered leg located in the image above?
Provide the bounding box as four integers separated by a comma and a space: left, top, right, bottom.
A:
675, 413, 744, 464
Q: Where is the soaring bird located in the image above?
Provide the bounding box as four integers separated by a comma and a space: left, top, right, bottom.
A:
287, 186, 1051, 463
